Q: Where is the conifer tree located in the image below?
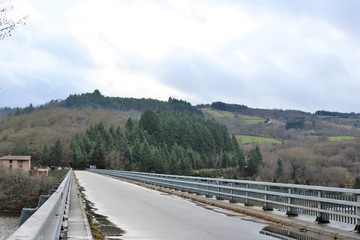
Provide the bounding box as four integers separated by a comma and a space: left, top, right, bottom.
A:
275, 158, 284, 180
246, 145, 262, 177
354, 176, 360, 189
40, 144, 50, 167
49, 139, 63, 166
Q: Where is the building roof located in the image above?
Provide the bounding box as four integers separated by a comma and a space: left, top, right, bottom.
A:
0, 156, 31, 161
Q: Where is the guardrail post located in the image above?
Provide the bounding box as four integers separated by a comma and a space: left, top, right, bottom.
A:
229, 182, 237, 203
263, 186, 273, 211
216, 181, 225, 200
355, 194, 360, 232
244, 183, 253, 206
18, 208, 37, 226
38, 195, 50, 208
286, 188, 298, 217
48, 188, 56, 195
316, 191, 330, 224
205, 180, 212, 198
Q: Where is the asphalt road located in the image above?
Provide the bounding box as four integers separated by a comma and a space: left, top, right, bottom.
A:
75, 171, 275, 240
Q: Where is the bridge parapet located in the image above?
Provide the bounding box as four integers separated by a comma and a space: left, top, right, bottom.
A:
90, 169, 360, 231
8, 170, 72, 240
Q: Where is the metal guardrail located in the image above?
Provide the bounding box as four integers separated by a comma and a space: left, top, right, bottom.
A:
89, 169, 360, 230
8, 169, 72, 240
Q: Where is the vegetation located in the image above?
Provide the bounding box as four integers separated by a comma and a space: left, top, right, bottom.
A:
69, 110, 260, 176
211, 101, 248, 112
238, 115, 265, 124
202, 108, 236, 118
0, 169, 65, 211
2, 91, 360, 188
200, 104, 360, 187
235, 135, 281, 145
285, 117, 305, 130
0, 0, 28, 40
203, 108, 264, 124
328, 136, 357, 141
315, 110, 359, 118
63, 90, 203, 116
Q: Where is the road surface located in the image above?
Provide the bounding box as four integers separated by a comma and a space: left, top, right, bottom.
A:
75, 171, 275, 240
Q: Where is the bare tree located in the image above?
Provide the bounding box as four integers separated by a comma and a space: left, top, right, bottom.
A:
0, 0, 28, 40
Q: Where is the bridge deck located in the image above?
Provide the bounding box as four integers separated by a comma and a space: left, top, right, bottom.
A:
89, 170, 360, 240
76, 170, 273, 240
67, 174, 93, 240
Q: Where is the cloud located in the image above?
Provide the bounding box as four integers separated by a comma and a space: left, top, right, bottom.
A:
1, 0, 360, 113
151, 48, 245, 101
0, 34, 91, 106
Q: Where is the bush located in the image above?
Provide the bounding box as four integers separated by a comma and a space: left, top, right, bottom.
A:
197, 169, 220, 178
0, 170, 64, 211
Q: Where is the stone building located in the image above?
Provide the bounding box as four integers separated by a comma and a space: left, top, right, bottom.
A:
0, 155, 31, 173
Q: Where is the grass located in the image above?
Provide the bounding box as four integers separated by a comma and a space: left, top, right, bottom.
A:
202, 108, 236, 118
236, 135, 281, 145
238, 115, 264, 124
202, 108, 265, 124
328, 136, 357, 141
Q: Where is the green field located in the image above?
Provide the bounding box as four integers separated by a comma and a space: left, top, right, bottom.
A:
202, 108, 236, 118
236, 135, 281, 144
238, 115, 264, 124
328, 136, 358, 141
202, 108, 265, 124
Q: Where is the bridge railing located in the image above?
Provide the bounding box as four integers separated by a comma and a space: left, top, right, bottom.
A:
8, 169, 72, 240
89, 169, 360, 230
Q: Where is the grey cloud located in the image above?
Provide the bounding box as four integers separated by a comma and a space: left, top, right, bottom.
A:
148, 45, 360, 113
0, 27, 94, 107
13, 27, 95, 68
0, 63, 86, 107
1, 74, 84, 108
245, 0, 360, 38
33, 33, 94, 68
2, 0, 360, 113
153, 48, 247, 98
114, 32, 360, 112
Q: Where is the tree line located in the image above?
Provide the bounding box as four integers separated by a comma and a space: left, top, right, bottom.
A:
211, 101, 248, 112
315, 110, 359, 118
63, 90, 203, 116
70, 110, 263, 176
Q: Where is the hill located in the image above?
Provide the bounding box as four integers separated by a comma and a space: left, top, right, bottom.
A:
1, 91, 360, 187
202, 101, 360, 139
63, 89, 203, 116
201, 104, 360, 187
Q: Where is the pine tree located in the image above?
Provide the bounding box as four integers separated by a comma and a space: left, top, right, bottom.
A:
40, 144, 50, 167
49, 139, 63, 166
126, 118, 134, 133
90, 134, 106, 169
13, 140, 27, 155
275, 158, 284, 180
354, 176, 360, 189
139, 110, 161, 137
70, 137, 86, 169
246, 145, 262, 177
231, 135, 245, 171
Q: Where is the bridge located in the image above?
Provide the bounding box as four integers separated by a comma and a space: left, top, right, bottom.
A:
8, 169, 360, 239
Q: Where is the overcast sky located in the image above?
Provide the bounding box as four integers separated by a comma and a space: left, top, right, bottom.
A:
1, 0, 360, 113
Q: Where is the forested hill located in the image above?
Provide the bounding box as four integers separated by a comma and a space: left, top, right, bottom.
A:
63, 90, 202, 116
200, 101, 360, 120
70, 110, 255, 176
2, 90, 360, 186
